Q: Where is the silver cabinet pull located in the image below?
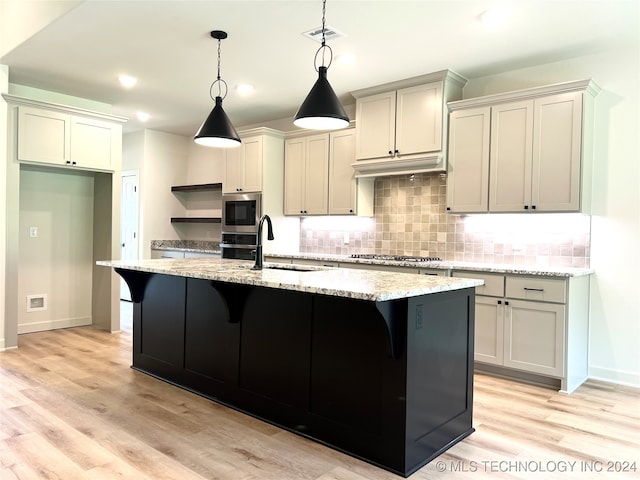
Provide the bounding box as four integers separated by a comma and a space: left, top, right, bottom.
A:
523, 287, 545, 292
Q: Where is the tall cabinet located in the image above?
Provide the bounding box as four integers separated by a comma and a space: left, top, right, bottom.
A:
446, 80, 599, 213
2, 94, 126, 347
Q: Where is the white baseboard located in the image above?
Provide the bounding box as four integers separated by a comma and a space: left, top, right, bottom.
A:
589, 365, 640, 389
17, 316, 92, 334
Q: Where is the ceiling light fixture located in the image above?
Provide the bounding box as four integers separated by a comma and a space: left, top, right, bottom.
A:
118, 74, 137, 89
136, 111, 150, 122
236, 83, 255, 96
294, 0, 349, 130
194, 30, 241, 148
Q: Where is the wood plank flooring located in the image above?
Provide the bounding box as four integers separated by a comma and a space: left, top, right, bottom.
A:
1, 302, 638, 479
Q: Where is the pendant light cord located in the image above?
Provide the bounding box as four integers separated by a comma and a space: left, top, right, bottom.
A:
314, 0, 332, 71
209, 34, 228, 101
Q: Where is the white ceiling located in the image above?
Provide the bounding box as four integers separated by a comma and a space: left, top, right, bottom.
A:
1, 0, 638, 137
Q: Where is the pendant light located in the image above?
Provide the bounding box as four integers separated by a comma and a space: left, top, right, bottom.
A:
294, 0, 349, 130
194, 30, 241, 148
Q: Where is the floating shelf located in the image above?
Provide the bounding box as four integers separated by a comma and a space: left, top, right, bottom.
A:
171, 182, 223, 192
170, 217, 222, 224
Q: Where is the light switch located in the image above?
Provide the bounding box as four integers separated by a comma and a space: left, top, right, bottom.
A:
29, 227, 37, 238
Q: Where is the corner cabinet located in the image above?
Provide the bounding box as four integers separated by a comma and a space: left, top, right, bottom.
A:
446, 79, 599, 214
351, 70, 466, 177
452, 270, 590, 393
284, 128, 373, 216
16, 103, 124, 172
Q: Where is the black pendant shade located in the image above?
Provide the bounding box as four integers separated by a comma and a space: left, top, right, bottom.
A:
294, 66, 349, 130
194, 96, 241, 148
194, 30, 241, 148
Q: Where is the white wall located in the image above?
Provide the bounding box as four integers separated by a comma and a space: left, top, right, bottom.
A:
0, 65, 8, 349
186, 141, 225, 185
18, 167, 94, 333
462, 46, 640, 387
134, 130, 189, 258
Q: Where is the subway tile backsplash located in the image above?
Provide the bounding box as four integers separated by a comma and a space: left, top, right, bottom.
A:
300, 172, 591, 268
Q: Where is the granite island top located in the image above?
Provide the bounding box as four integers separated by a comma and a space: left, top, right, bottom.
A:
98, 258, 483, 302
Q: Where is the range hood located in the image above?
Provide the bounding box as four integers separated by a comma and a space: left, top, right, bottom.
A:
351, 154, 446, 178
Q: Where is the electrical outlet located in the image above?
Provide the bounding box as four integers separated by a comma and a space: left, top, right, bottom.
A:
343, 232, 349, 244
29, 227, 37, 238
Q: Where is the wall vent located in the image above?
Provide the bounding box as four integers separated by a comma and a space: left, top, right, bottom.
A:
26, 294, 47, 312
302, 26, 345, 43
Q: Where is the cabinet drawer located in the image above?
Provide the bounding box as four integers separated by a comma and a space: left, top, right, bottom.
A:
452, 271, 504, 297
506, 276, 566, 303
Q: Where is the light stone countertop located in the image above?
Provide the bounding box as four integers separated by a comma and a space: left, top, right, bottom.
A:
98, 258, 483, 302
263, 253, 594, 278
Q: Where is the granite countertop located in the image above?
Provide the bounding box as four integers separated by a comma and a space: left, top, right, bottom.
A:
264, 253, 594, 278
98, 258, 483, 302
150, 240, 221, 254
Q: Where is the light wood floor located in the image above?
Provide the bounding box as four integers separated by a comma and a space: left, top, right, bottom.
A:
1, 303, 638, 480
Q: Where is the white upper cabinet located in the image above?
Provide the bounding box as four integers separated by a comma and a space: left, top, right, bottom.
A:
284, 133, 329, 215
351, 70, 466, 177
284, 128, 373, 216
531, 92, 584, 212
489, 100, 535, 212
447, 80, 598, 214
395, 82, 443, 155
70, 116, 122, 171
18, 107, 70, 166
16, 103, 124, 172
446, 106, 491, 213
223, 135, 264, 193
354, 91, 396, 160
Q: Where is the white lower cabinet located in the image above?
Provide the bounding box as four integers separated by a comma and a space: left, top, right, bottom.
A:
505, 299, 565, 377
453, 270, 589, 393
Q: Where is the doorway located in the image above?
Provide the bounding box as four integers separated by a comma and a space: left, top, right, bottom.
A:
120, 171, 139, 301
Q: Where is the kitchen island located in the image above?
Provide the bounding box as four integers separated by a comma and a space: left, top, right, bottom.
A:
99, 258, 483, 477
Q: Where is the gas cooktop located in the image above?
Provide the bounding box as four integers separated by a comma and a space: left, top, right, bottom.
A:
349, 254, 442, 262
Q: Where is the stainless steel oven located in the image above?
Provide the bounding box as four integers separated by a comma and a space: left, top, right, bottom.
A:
220, 232, 257, 260
221, 192, 262, 233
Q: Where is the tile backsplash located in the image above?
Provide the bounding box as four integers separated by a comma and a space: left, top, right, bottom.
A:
300, 172, 590, 268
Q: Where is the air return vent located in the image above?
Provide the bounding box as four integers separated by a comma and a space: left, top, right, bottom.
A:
26, 294, 47, 312
302, 26, 345, 43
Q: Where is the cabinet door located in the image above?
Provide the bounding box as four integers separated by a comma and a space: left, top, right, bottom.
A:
241, 136, 263, 193
532, 92, 583, 212
504, 299, 565, 377
489, 100, 534, 212
17, 106, 70, 165
284, 138, 305, 215
304, 134, 329, 215
328, 129, 356, 214
355, 91, 396, 160
223, 145, 243, 193
396, 82, 443, 156
446, 107, 490, 213
474, 296, 504, 365
71, 116, 120, 171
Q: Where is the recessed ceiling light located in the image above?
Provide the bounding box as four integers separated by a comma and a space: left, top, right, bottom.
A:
136, 111, 150, 122
118, 74, 138, 89
479, 5, 510, 28
335, 53, 357, 65
236, 84, 254, 96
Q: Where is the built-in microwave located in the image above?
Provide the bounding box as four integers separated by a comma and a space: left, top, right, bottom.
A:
221, 192, 262, 233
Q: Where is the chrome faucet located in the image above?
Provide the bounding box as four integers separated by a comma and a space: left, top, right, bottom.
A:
252, 214, 274, 270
